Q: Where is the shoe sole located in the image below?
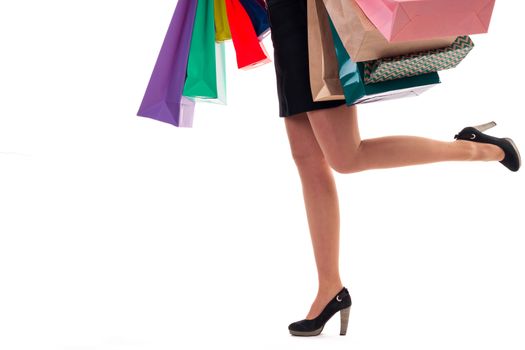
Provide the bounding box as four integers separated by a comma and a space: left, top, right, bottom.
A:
289, 325, 324, 336
289, 306, 351, 336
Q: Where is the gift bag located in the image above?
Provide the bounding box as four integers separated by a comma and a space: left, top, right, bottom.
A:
363, 36, 474, 84
355, 0, 496, 42
328, 15, 440, 105
307, 0, 344, 101
183, 0, 218, 99
239, 0, 271, 40
322, 0, 456, 62
215, 0, 232, 41
225, 0, 272, 69
137, 0, 198, 127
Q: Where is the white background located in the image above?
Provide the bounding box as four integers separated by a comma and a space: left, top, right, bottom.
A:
1, 1, 524, 349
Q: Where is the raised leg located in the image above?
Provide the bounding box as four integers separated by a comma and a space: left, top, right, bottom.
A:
306, 104, 505, 174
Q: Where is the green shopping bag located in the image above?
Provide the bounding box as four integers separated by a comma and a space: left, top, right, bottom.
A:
328, 14, 441, 105
186, 41, 228, 105
183, 0, 223, 102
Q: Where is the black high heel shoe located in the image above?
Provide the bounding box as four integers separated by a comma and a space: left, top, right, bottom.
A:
453, 121, 521, 172
288, 286, 352, 336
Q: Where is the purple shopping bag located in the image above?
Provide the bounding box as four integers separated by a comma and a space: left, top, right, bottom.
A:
137, 0, 198, 127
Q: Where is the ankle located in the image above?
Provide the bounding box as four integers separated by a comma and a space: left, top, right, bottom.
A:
317, 281, 344, 296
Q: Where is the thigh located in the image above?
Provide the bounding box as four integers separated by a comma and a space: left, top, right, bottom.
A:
306, 104, 361, 166
284, 112, 326, 165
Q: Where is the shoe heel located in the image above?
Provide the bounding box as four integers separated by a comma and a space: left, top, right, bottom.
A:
339, 306, 350, 336
472, 121, 497, 132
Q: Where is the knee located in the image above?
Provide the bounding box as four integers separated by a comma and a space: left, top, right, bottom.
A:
330, 159, 362, 174
328, 145, 363, 174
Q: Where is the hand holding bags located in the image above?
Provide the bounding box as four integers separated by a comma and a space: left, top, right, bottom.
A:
321, 0, 456, 62
136, 0, 198, 127
355, 0, 496, 42
307, 0, 344, 101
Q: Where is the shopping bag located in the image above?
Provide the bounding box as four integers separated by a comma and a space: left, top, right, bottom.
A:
183, 0, 218, 99
307, 0, 344, 101
328, 15, 440, 105
225, 0, 272, 69
239, 0, 271, 40
363, 36, 474, 84
215, 0, 232, 41
355, 0, 496, 42
137, 0, 198, 127
322, 0, 456, 62
189, 41, 227, 105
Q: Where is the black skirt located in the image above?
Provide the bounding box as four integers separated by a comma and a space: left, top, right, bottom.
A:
266, 0, 347, 118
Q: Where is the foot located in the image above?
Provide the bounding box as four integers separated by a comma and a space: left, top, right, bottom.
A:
454, 139, 505, 161
306, 283, 344, 320
475, 142, 505, 161
453, 122, 521, 171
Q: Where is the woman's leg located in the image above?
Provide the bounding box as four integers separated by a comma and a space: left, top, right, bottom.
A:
306, 104, 505, 174
284, 112, 344, 320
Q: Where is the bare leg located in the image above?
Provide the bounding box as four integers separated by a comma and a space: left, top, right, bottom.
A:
284, 112, 343, 320
282, 105, 504, 321
307, 104, 505, 174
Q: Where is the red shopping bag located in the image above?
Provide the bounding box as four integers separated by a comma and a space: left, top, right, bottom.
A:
225, 0, 271, 69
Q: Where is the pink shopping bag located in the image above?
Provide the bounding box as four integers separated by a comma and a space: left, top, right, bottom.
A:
354, 0, 496, 42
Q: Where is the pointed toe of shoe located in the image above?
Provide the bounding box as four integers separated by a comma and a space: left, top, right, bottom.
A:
288, 320, 323, 336
288, 319, 312, 332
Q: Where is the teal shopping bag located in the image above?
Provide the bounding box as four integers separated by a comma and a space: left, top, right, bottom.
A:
183, 0, 227, 103
327, 15, 441, 105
